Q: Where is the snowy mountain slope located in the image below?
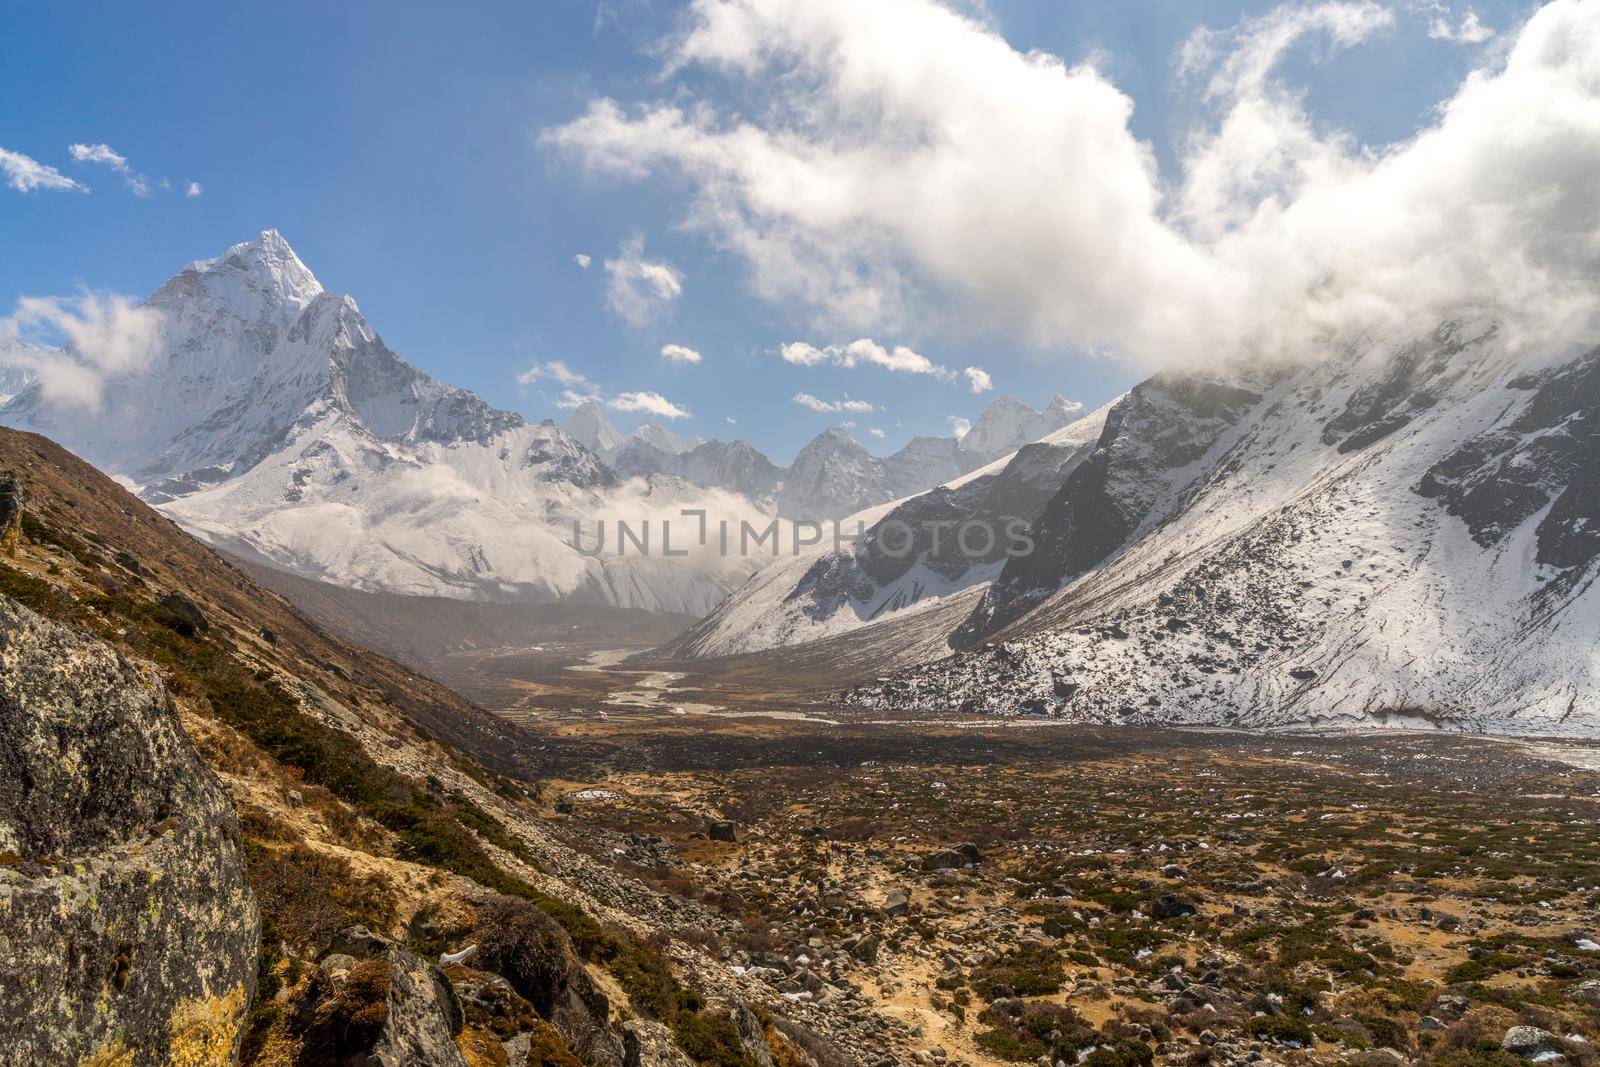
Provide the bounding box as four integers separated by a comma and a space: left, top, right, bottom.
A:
0, 232, 763, 614
846, 319, 1600, 734
0, 362, 35, 406
666, 408, 1112, 658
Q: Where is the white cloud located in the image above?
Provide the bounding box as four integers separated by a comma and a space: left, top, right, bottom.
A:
69, 142, 153, 197
0, 291, 164, 411
780, 338, 953, 380
725, 415, 737, 424
610, 390, 691, 418
1430, 10, 1492, 44
793, 392, 874, 414
185, 180, 203, 198
1413, 2, 1494, 44
68, 142, 127, 170
548, 0, 1600, 366
947, 415, 973, 438
556, 388, 602, 408
0, 147, 85, 193
963, 366, 993, 393
868, 427, 886, 438
575, 253, 592, 269
517, 359, 595, 389
604, 237, 683, 326
660, 343, 703, 363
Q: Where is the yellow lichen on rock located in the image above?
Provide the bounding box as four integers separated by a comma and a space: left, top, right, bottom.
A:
78, 1041, 134, 1067
167, 984, 250, 1066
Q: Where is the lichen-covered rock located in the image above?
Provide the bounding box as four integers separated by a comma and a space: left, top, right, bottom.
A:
303, 925, 468, 1067
622, 1019, 695, 1067
472, 895, 624, 1066
733, 1006, 776, 1067
0, 594, 258, 1066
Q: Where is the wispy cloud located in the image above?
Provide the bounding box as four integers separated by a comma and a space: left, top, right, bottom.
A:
575, 253, 592, 269
780, 339, 954, 381
793, 392, 875, 414
604, 237, 683, 326
0, 291, 164, 410
963, 366, 993, 394
948, 415, 973, 438
185, 180, 203, 198
660, 343, 702, 364
868, 427, 886, 438
517, 359, 595, 389
69, 142, 153, 197
610, 390, 691, 418
0, 147, 85, 193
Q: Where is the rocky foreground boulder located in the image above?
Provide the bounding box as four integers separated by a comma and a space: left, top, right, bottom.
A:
0, 593, 259, 1065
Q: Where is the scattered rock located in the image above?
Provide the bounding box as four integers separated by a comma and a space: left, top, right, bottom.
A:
1503, 1026, 1561, 1058
708, 819, 738, 842
115, 550, 151, 577
922, 842, 982, 871
158, 590, 210, 633
883, 888, 911, 917
1151, 892, 1197, 920
850, 934, 881, 965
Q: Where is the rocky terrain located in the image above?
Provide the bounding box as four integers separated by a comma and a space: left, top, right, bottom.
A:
502, 693, 1600, 1067
3, 423, 1600, 1067
0, 427, 907, 1065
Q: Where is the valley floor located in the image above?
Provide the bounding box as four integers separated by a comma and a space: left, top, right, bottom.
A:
492, 652, 1600, 1065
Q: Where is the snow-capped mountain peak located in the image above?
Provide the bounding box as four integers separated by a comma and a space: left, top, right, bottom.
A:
959, 393, 1086, 460
627, 418, 703, 455
167, 228, 325, 324
559, 400, 624, 454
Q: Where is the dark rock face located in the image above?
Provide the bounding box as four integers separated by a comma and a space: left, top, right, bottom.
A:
955, 370, 1263, 647
1419, 348, 1600, 574
708, 819, 738, 842
0, 471, 21, 557
1322, 322, 1487, 453
778, 436, 1095, 632
0, 593, 258, 1066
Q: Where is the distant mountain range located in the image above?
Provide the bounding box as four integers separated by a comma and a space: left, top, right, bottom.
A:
671, 317, 1600, 734
561, 392, 1083, 516
0, 231, 1082, 615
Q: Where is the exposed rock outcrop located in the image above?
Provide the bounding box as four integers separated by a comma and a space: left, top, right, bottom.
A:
298, 925, 467, 1067
0, 471, 21, 557
0, 593, 258, 1066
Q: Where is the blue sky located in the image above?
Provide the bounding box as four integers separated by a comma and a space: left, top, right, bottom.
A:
0, 0, 1530, 461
